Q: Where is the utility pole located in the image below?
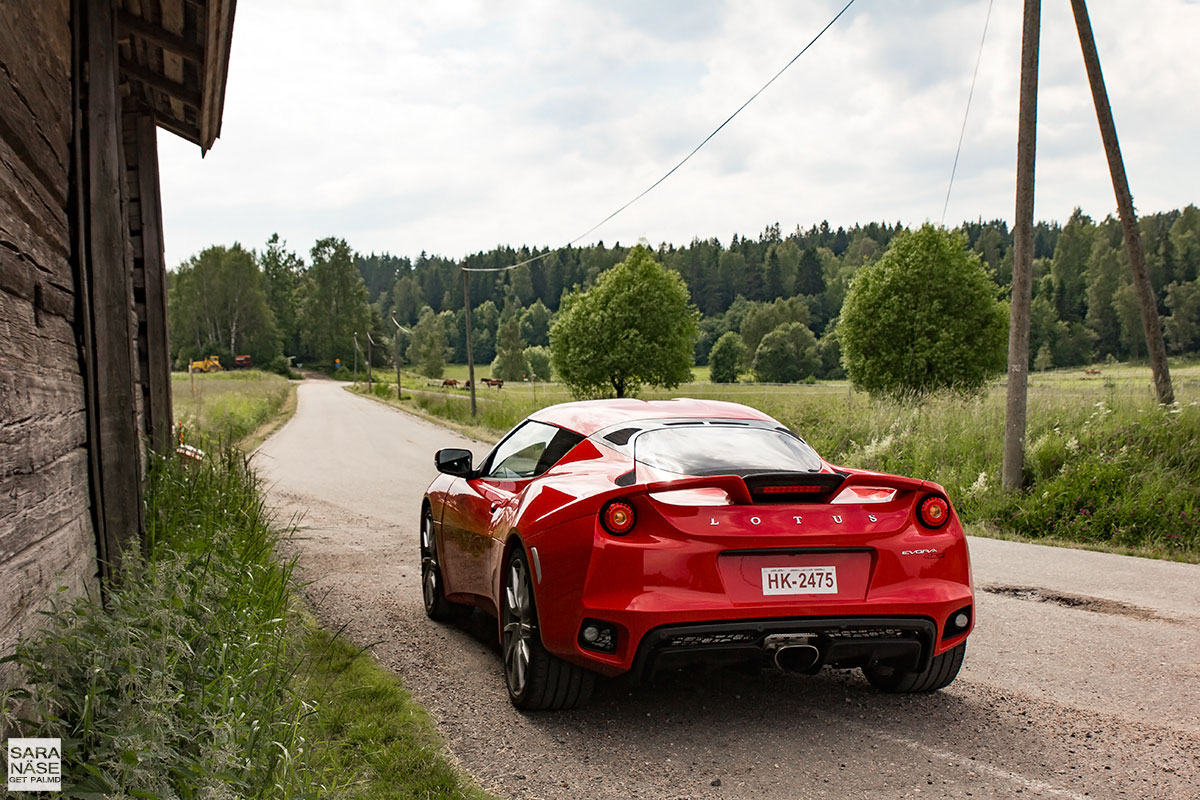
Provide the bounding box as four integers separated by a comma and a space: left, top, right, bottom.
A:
391, 316, 409, 400
1002, 0, 1041, 492
462, 268, 477, 417
352, 332, 359, 384
366, 332, 374, 388
1069, 0, 1173, 405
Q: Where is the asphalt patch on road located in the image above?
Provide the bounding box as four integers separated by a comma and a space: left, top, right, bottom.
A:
980, 584, 1174, 622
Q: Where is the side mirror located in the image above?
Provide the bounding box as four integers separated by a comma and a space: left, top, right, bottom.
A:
435, 448, 474, 476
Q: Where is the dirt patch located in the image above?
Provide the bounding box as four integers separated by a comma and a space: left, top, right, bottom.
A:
980, 584, 1173, 622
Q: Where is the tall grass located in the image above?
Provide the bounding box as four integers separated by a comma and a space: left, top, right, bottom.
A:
3, 447, 320, 797
172, 370, 291, 444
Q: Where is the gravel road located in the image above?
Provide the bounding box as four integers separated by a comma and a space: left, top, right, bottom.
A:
256, 381, 1200, 800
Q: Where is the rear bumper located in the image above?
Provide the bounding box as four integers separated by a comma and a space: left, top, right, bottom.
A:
629, 616, 938, 683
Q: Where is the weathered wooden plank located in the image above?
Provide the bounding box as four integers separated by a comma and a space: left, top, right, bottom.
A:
0, 287, 82, 377
87, 0, 144, 568
0, 140, 72, 292
0, 448, 91, 564
0, 125, 70, 252
0, 410, 87, 492
0, 513, 97, 640
0, 0, 72, 198
0, 359, 86, 427
132, 114, 172, 451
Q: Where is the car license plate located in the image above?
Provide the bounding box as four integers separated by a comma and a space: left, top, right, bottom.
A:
761, 566, 838, 596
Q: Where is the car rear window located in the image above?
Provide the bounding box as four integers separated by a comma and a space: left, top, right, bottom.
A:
634, 426, 821, 476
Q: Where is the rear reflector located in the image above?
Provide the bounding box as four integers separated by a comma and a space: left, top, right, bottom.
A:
830, 486, 898, 504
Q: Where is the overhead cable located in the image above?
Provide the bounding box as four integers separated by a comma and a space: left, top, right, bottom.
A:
462, 0, 857, 272
941, 0, 995, 227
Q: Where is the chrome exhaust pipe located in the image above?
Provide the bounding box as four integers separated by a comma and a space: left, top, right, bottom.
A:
774, 644, 821, 673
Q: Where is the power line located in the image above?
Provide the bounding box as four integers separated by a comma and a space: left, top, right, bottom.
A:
941, 0, 995, 227
463, 0, 857, 273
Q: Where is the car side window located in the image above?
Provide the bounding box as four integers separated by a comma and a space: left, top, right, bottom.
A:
484, 422, 581, 480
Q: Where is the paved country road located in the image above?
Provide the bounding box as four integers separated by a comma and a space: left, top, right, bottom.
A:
256, 381, 1200, 800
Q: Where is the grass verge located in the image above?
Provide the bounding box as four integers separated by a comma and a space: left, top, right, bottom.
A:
172, 370, 294, 447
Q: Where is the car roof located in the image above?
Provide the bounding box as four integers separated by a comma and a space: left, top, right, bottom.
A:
528, 397, 777, 436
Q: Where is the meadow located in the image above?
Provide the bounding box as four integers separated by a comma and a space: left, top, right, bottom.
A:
361, 361, 1200, 561
172, 369, 294, 447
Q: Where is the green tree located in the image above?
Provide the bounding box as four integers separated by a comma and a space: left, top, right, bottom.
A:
519, 299, 552, 346
1164, 280, 1200, 354
523, 345, 552, 381
550, 245, 699, 398
838, 224, 1007, 398
296, 237, 371, 365
259, 234, 303, 357
391, 275, 423, 326
407, 307, 449, 378
169, 244, 280, 367
752, 322, 818, 383
1034, 343, 1054, 372
1051, 209, 1094, 323
491, 311, 528, 381
708, 331, 746, 383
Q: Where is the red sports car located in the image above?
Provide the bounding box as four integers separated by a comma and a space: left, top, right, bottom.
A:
421, 398, 973, 710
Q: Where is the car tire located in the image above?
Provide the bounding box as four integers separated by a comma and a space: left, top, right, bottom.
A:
420, 507, 467, 622
862, 642, 965, 693
502, 548, 595, 710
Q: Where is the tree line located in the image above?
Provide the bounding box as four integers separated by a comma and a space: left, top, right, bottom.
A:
167, 205, 1200, 383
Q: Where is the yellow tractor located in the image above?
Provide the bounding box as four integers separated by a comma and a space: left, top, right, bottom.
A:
189, 355, 223, 373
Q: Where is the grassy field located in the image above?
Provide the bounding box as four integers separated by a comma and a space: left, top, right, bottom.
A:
362, 360, 1200, 562
172, 369, 295, 447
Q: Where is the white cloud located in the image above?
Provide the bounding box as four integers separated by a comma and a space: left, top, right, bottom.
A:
158, 0, 1200, 267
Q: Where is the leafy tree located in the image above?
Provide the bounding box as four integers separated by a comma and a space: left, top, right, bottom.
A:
1084, 230, 1124, 359
296, 237, 371, 365
1164, 280, 1200, 354
550, 245, 699, 398
1034, 343, 1054, 372
392, 275, 423, 326
259, 234, 303, 357
407, 307, 449, 378
1050, 320, 1094, 367
491, 311, 528, 381
838, 224, 1007, 398
519, 300, 552, 347
815, 319, 844, 379
1113, 283, 1144, 359
752, 322, 819, 383
1051, 209, 1094, 323
740, 296, 809, 355
708, 331, 746, 383
169, 244, 279, 367
523, 345, 552, 382
471, 300, 500, 364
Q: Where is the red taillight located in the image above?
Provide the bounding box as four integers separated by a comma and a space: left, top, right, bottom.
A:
601, 499, 636, 536
917, 494, 951, 529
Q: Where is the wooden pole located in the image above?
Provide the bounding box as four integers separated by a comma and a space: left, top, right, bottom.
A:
1069, 0, 1173, 405
463, 269, 477, 417
1002, 0, 1041, 492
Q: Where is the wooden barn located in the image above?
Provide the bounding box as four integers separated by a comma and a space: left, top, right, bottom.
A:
0, 0, 236, 676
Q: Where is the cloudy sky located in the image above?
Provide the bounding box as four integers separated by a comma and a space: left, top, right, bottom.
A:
157, 0, 1200, 268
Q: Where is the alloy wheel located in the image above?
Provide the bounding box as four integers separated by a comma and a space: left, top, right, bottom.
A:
503, 556, 536, 696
